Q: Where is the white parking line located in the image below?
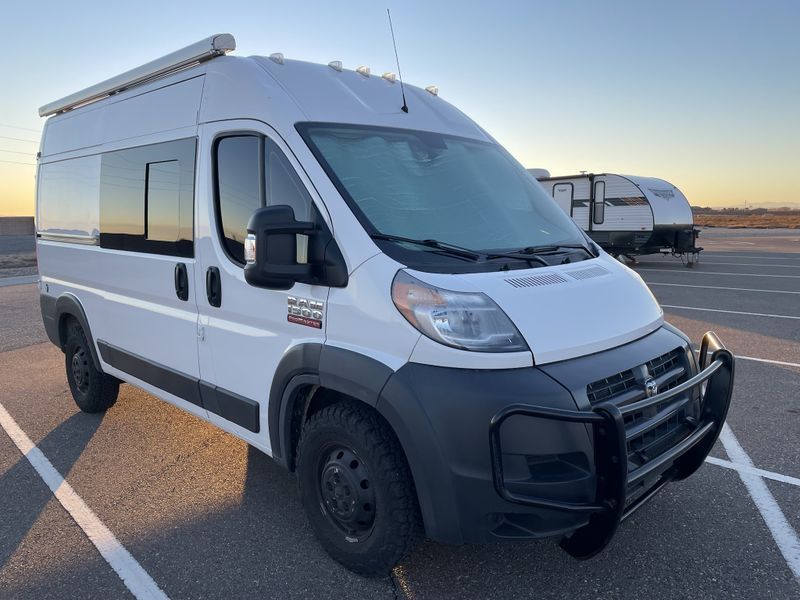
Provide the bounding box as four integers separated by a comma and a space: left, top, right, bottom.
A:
691, 348, 800, 370
707, 240, 756, 246
662, 304, 800, 320
719, 424, 800, 581
705, 456, 800, 488
647, 282, 800, 295
699, 254, 800, 261
737, 356, 800, 369
696, 262, 800, 269
0, 275, 38, 288
0, 402, 170, 600
639, 268, 800, 279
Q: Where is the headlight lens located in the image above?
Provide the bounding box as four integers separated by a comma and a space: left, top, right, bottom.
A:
391, 271, 528, 353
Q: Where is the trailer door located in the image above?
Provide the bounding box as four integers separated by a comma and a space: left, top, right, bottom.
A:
553, 183, 573, 216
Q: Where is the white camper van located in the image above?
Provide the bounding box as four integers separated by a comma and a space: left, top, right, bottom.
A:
531, 170, 702, 263
36, 34, 734, 575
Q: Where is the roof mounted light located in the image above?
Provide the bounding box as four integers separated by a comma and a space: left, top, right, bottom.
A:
356, 65, 370, 77
328, 60, 343, 72
425, 85, 439, 96
382, 72, 397, 83
269, 52, 284, 64
39, 33, 236, 117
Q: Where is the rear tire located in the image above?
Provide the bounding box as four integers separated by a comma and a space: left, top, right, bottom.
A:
64, 319, 119, 413
297, 400, 423, 576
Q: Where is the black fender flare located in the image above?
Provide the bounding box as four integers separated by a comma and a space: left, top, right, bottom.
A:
268, 343, 394, 469
51, 293, 103, 371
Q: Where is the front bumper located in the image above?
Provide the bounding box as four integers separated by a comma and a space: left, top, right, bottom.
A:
377, 328, 734, 552
489, 331, 734, 558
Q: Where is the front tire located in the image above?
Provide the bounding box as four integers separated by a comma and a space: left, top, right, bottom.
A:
64, 320, 119, 413
297, 401, 422, 576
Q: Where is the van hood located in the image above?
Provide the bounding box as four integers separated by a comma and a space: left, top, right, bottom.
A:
409, 255, 663, 365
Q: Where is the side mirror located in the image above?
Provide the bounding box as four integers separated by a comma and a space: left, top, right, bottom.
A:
244, 205, 317, 290
244, 204, 349, 291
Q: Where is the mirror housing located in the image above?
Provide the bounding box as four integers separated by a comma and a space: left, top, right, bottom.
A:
243, 205, 348, 290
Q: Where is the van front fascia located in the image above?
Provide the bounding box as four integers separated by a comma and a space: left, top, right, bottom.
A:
489, 331, 733, 558
374, 327, 733, 549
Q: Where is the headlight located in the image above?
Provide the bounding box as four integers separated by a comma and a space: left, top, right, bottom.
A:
391, 271, 528, 353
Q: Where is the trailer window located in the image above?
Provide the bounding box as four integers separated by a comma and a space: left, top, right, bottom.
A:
215, 135, 313, 264
593, 181, 605, 225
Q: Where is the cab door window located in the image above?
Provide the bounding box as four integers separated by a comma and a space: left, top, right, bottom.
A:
215, 134, 313, 264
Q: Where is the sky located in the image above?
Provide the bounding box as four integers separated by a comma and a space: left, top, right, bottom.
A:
1, 0, 798, 216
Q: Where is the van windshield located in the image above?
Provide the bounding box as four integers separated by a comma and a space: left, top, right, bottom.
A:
299, 123, 585, 257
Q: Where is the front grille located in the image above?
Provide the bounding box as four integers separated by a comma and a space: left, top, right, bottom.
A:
587, 348, 696, 476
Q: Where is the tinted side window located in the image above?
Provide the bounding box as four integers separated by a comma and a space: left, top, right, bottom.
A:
37, 154, 100, 239
216, 136, 261, 263
264, 138, 312, 221
216, 135, 313, 264
146, 161, 181, 242
99, 138, 195, 257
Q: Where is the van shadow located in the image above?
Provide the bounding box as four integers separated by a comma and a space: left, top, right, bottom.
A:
102, 444, 395, 599
0, 411, 104, 569
5, 431, 788, 599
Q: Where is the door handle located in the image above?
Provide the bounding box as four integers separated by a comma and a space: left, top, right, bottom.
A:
174, 263, 189, 301
206, 266, 222, 308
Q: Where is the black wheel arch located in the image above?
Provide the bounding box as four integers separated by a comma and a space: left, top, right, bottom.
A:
41, 293, 103, 371
268, 344, 394, 470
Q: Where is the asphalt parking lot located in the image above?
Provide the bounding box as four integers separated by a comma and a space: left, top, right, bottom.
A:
0, 228, 798, 599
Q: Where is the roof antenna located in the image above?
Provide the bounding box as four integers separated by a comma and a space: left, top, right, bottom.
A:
387, 9, 409, 113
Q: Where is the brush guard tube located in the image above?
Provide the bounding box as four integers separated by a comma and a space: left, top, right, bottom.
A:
488, 331, 734, 560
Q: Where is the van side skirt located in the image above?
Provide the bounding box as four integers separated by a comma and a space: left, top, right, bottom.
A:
96, 340, 259, 433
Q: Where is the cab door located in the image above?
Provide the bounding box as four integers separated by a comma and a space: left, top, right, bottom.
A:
194, 121, 329, 452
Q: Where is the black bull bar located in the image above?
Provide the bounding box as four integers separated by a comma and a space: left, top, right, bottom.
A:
489, 331, 735, 559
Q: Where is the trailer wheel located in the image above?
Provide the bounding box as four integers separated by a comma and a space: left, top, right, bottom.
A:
64, 319, 119, 413
681, 252, 698, 268
297, 400, 422, 576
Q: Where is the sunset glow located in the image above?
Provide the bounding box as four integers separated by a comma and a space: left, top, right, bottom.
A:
2, 0, 798, 216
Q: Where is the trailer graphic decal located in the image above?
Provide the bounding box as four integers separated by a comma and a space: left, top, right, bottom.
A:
648, 188, 675, 199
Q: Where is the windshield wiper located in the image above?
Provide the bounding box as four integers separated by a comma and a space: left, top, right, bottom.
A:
512, 243, 598, 258
371, 233, 567, 268
484, 251, 550, 267
370, 233, 482, 261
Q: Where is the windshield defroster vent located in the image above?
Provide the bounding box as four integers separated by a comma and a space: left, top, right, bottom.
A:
505, 272, 568, 288
565, 265, 610, 280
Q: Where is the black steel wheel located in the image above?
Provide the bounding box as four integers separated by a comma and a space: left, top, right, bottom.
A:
297, 400, 423, 576
64, 319, 119, 413
317, 445, 376, 542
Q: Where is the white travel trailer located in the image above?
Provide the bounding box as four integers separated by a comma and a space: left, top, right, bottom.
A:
530, 170, 701, 263
36, 34, 734, 575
